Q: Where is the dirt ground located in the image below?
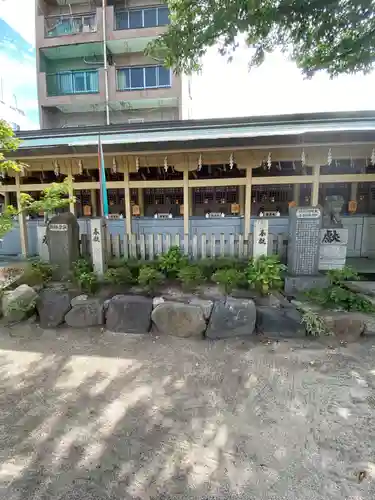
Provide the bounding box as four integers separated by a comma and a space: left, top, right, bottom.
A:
1, 325, 375, 499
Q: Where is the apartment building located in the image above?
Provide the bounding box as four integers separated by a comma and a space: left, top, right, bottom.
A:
36, 0, 187, 128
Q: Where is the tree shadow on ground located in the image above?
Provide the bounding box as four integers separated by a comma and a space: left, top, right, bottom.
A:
0, 326, 375, 499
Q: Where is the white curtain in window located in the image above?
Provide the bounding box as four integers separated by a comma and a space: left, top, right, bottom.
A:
58, 72, 73, 94
117, 69, 128, 90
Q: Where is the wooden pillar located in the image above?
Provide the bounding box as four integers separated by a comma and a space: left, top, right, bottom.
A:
350, 182, 358, 201
239, 186, 245, 215
3, 192, 10, 210
138, 188, 144, 216
183, 168, 189, 235
15, 174, 29, 258
67, 167, 75, 214
293, 184, 300, 205
189, 187, 193, 216
124, 165, 132, 236
91, 189, 97, 216
244, 166, 252, 236
311, 165, 320, 206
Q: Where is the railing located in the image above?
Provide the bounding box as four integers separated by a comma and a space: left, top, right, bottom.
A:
80, 232, 288, 261
46, 70, 99, 97
115, 6, 169, 30
45, 13, 97, 37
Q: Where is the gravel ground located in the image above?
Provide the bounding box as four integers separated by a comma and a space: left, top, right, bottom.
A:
0, 325, 375, 499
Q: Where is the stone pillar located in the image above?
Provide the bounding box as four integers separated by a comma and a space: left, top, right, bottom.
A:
253, 219, 269, 258
37, 225, 49, 262
16, 174, 29, 258
90, 218, 107, 277
244, 167, 252, 236
293, 184, 300, 205
138, 188, 144, 216
91, 189, 97, 216
311, 165, 320, 206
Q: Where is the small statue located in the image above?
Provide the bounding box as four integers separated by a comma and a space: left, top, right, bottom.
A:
323, 195, 344, 228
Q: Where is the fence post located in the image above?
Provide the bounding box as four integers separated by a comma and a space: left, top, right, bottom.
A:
148, 234, 154, 261
210, 234, 216, 258
192, 234, 198, 260
201, 234, 207, 259
139, 233, 146, 260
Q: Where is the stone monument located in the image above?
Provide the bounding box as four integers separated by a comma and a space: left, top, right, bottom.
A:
253, 219, 269, 258
46, 212, 80, 279
285, 206, 328, 294
37, 224, 49, 262
90, 218, 107, 277
319, 195, 348, 270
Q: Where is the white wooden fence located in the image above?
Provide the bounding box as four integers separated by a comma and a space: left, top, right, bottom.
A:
80, 232, 288, 261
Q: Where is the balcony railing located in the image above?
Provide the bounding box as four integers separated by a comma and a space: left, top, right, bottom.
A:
46, 70, 99, 97
45, 13, 97, 37
115, 6, 169, 30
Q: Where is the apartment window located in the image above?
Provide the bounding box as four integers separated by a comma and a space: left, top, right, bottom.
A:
47, 70, 99, 96
117, 66, 171, 91
115, 6, 169, 30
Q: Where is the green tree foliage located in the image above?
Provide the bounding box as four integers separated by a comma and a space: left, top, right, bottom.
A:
147, 0, 375, 77
0, 120, 74, 238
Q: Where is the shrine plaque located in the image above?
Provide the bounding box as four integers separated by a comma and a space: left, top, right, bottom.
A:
287, 206, 322, 276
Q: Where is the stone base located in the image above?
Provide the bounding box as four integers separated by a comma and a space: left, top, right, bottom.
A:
284, 275, 329, 296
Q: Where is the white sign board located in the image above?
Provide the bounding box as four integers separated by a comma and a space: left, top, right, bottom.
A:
49, 223, 68, 231
90, 218, 107, 277
253, 219, 269, 258
319, 228, 348, 270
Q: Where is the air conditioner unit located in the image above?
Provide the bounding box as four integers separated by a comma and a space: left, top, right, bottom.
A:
128, 118, 144, 124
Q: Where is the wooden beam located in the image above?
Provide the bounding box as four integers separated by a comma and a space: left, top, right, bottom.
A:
244, 167, 252, 236
311, 165, 320, 206
16, 173, 29, 258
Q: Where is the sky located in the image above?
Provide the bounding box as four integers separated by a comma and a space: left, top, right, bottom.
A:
1, 0, 375, 125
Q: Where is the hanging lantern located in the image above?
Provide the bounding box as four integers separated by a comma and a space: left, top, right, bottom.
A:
111, 157, 117, 174
78, 159, 83, 175
267, 152, 272, 170
301, 149, 306, 166
292, 161, 296, 171
371, 149, 375, 166
164, 156, 168, 172
198, 154, 202, 171
135, 156, 140, 172
327, 148, 332, 166
53, 160, 60, 177
229, 153, 234, 170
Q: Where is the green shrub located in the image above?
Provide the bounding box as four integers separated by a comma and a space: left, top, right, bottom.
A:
138, 266, 165, 293
212, 268, 243, 295
177, 265, 205, 291
19, 260, 55, 287
76, 271, 98, 294
327, 266, 359, 285
73, 258, 97, 293
196, 258, 247, 280
306, 285, 375, 313
301, 310, 332, 337
104, 267, 133, 286
158, 246, 188, 278
108, 257, 128, 269
246, 255, 286, 295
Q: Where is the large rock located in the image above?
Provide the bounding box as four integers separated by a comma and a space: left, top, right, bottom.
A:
322, 312, 365, 341
37, 289, 71, 328
152, 302, 206, 337
2, 284, 38, 322
205, 298, 256, 339
106, 295, 152, 333
188, 297, 213, 320
256, 306, 305, 338
65, 298, 104, 328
